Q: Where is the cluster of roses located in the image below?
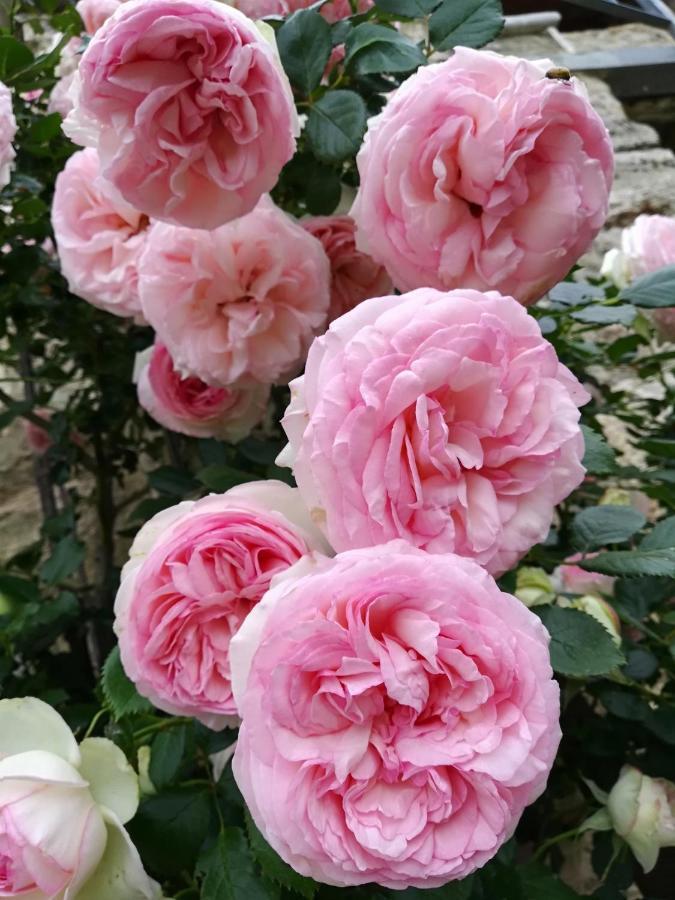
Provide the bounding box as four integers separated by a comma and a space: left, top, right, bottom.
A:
7, 0, 663, 894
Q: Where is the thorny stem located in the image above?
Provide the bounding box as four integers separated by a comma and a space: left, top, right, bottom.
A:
17, 350, 58, 525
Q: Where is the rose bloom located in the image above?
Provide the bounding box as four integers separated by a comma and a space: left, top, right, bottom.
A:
135, 342, 269, 441
351, 47, 613, 305
607, 766, 675, 873
76, 0, 122, 34
280, 288, 589, 576
602, 214, 675, 339
0, 81, 16, 189
232, 0, 371, 23
0, 697, 160, 899
64, 0, 298, 229
48, 38, 83, 119
52, 148, 149, 319
301, 215, 393, 321
23, 408, 54, 455
571, 595, 621, 647
555, 552, 615, 598
231, 543, 561, 888
114, 482, 330, 729
139, 197, 331, 386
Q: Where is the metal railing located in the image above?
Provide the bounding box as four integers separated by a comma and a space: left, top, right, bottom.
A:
563, 0, 675, 34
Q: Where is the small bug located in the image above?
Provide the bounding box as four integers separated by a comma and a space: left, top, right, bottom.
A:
546, 67, 572, 81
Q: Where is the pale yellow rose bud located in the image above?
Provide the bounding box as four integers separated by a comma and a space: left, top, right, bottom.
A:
607, 766, 675, 872
572, 594, 621, 646
515, 567, 555, 608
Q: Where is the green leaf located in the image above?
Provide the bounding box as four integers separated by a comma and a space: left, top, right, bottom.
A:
344, 24, 426, 76
429, 0, 503, 51
570, 304, 637, 325
306, 90, 367, 164
245, 811, 316, 899
197, 464, 253, 492
26, 113, 63, 144
374, 0, 440, 15
537, 606, 624, 677
39, 535, 85, 584
623, 648, 658, 680
101, 647, 154, 719
645, 705, 675, 745
0, 36, 34, 80
613, 577, 671, 619
519, 862, 583, 899
640, 516, 675, 550
199, 827, 277, 900
8, 592, 79, 649
396, 878, 474, 898
277, 10, 331, 95
148, 465, 198, 496
579, 548, 675, 577
641, 438, 675, 459
128, 496, 176, 524
149, 724, 188, 790
130, 786, 212, 879
571, 505, 645, 550
580, 808, 612, 833
598, 688, 647, 721
548, 282, 604, 306
304, 162, 342, 215
0, 573, 40, 604
581, 424, 617, 475
618, 264, 675, 308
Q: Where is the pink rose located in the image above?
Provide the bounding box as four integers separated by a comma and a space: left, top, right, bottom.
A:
556, 552, 615, 597
301, 215, 393, 321
231, 543, 561, 888
351, 48, 613, 305
114, 482, 330, 728
279, 288, 590, 576
52, 148, 149, 319
65, 0, 298, 229
0, 81, 16, 189
24, 409, 53, 455
232, 0, 372, 23
620, 214, 675, 279
135, 342, 269, 441
139, 197, 330, 386
76, 0, 122, 34
606, 215, 675, 339
48, 39, 83, 119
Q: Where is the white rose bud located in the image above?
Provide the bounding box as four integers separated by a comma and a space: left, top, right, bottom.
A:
607, 766, 675, 872
515, 566, 555, 608
0, 697, 161, 899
